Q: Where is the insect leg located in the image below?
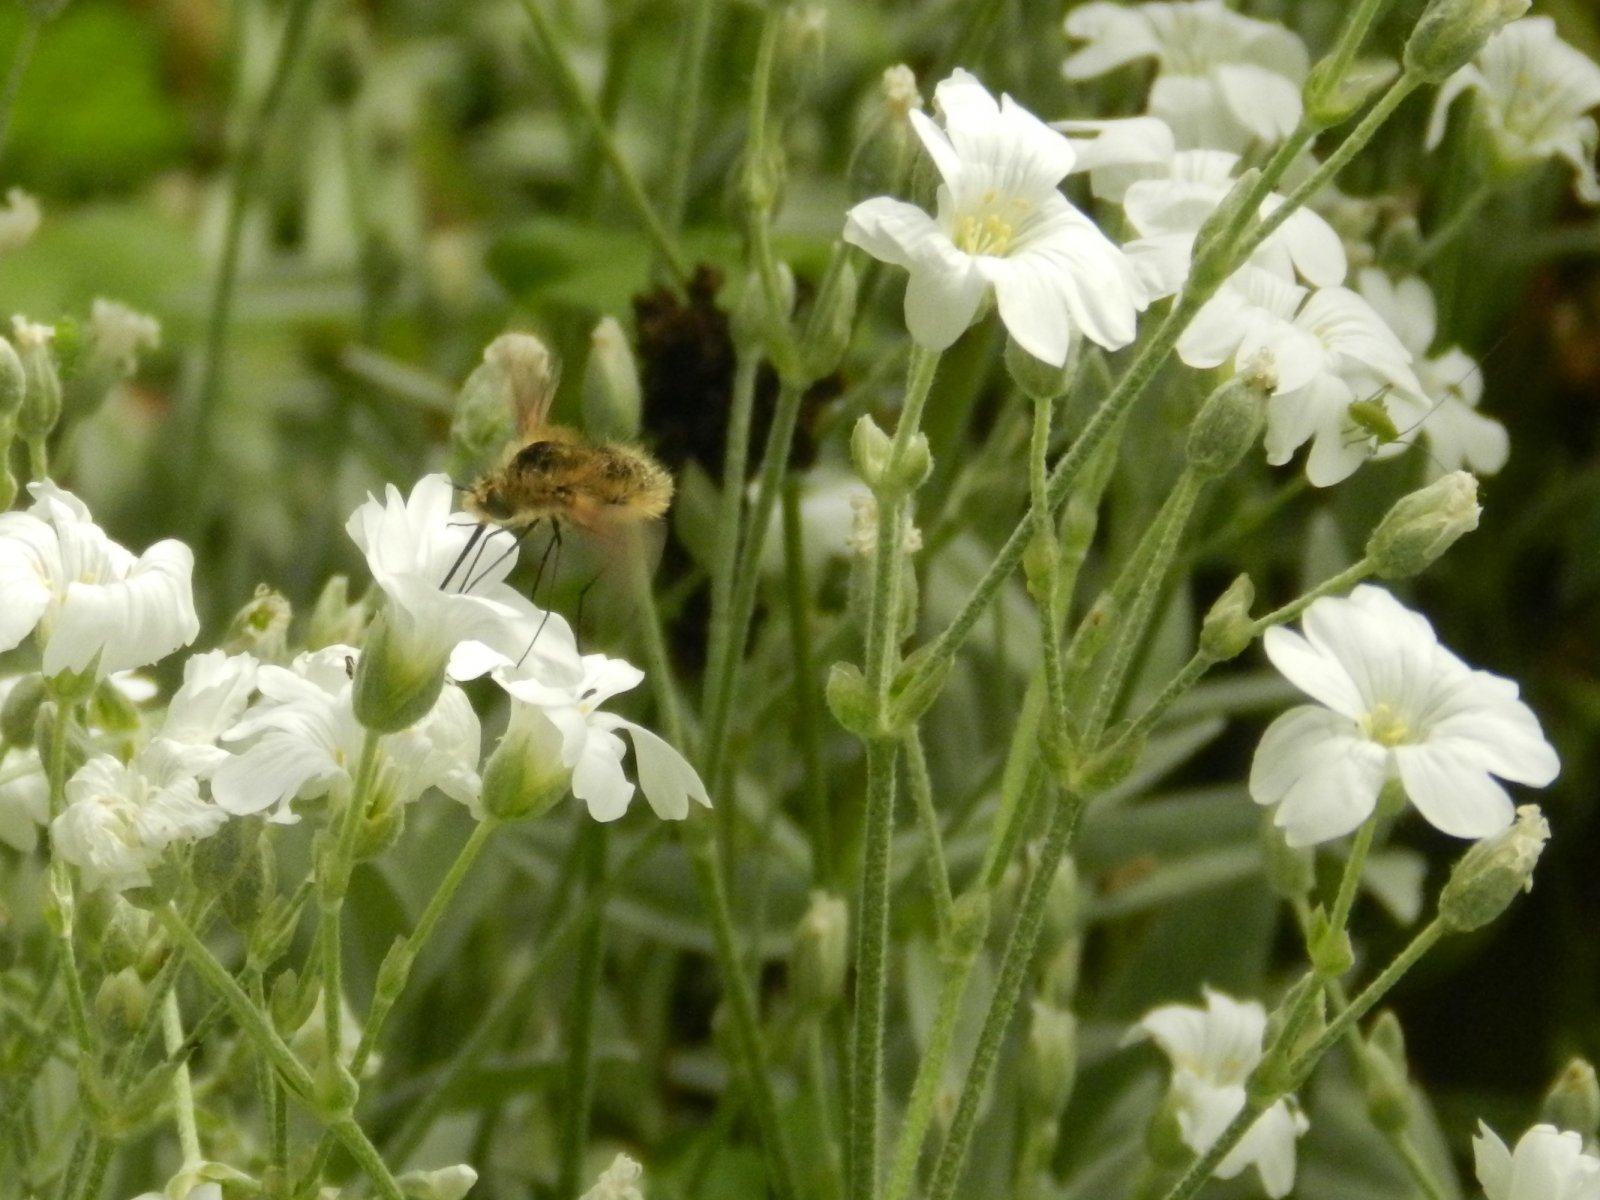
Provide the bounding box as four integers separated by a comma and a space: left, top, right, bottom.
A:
440, 521, 488, 590
464, 524, 533, 594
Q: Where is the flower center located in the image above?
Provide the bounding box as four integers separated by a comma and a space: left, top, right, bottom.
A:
947, 188, 1036, 257
1361, 701, 1410, 747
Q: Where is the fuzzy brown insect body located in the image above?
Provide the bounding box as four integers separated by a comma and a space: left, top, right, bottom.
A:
466, 430, 674, 534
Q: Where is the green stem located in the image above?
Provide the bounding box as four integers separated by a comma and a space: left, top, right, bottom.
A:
883, 940, 979, 1200
557, 823, 608, 1199
926, 795, 1081, 1200
157, 905, 406, 1200
784, 476, 833, 882
319, 731, 382, 1068
1327, 816, 1379, 938
686, 826, 801, 1200
663, 0, 714, 233
162, 991, 203, 1167
180, 0, 320, 485
515, 0, 689, 284
902, 729, 953, 935
848, 737, 897, 1200
381, 827, 668, 1165
1028, 390, 1071, 760
1417, 180, 1494, 265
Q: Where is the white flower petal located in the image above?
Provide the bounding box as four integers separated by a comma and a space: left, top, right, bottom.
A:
1394, 743, 1515, 839
612, 718, 711, 820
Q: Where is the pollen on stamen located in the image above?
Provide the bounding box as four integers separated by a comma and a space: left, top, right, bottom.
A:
1361, 702, 1410, 747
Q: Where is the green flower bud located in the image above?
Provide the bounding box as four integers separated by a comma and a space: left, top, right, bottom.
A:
1366, 469, 1480, 579
850, 415, 893, 489
1404, 0, 1530, 85
448, 332, 555, 479
799, 258, 858, 383
223, 585, 292, 660
1260, 812, 1315, 899
1360, 1011, 1413, 1133
307, 575, 372, 651
1304, 56, 1400, 131
825, 661, 875, 738
1200, 574, 1257, 661
87, 676, 142, 735
1, 673, 45, 747
790, 890, 849, 1013
97, 899, 151, 974
270, 967, 317, 1035
94, 966, 149, 1038
480, 705, 571, 822
1307, 904, 1354, 978
775, 6, 828, 103
846, 64, 924, 201
943, 889, 990, 966
582, 315, 642, 441
352, 607, 448, 734
311, 1051, 360, 1119
1540, 1058, 1600, 1139
12, 318, 61, 444
1186, 365, 1269, 478
887, 645, 952, 732
1023, 1000, 1078, 1117
1439, 805, 1548, 932
1005, 334, 1079, 401
0, 334, 24, 424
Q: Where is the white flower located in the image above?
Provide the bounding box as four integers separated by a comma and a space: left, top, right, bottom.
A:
158, 649, 261, 776
1355, 269, 1508, 476
87, 299, 161, 377
495, 650, 710, 823
1250, 586, 1560, 846
0, 482, 199, 678
579, 1153, 644, 1200
0, 187, 41, 253
212, 646, 481, 822
52, 741, 227, 892
1474, 1121, 1600, 1200
1178, 267, 1427, 485
346, 473, 549, 680
1131, 988, 1309, 1198
0, 746, 48, 854
844, 68, 1144, 365
759, 465, 870, 578
1427, 16, 1600, 204
1058, 123, 1345, 302
1062, 1, 1309, 151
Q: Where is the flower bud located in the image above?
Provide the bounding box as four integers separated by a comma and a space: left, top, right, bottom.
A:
1307, 904, 1354, 978
1404, 0, 1530, 84
1540, 1058, 1600, 1139
480, 704, 571, 821
352, 607, 449, 734
398, 1165, 479, 1200
582, 316, 642, 441
1005, 334, 1079, 401
94, 966, 149, 1039
1366, 469, 1480, 579
1439, 804, 1548, 932
0, 188, 41, 253
448, 332, 552, 478
12, 317, 61, 444
846, 64, 924, 201
775, 6, 828, 103
307, 575, 372, 650
270, 967, 318, 1035
943, 889, 990, 965
799, 258, 857, 383
1260, 812, 1315, 899
1360, 1011, 1413, 1132
790, 890, 849, 1013
88, 676, 142, 735
824, 660, 875, 738
1186, 365, 1269, 478
223, 585, 293, 660
0, 334, 25, 425
1199, 574, 1257, 661
1, 673, 46, 747
1190, 168, 1264, 290
887, 643, 951, 731
851, 414, 893, 489
1022, 1000, 1078, 1117
97, 898, 152, 974
1303, 56, 1400, 131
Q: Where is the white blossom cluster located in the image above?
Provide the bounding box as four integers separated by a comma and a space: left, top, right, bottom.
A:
0, 474, 708, 898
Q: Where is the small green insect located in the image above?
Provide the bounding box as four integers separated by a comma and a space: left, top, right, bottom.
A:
1346, 385, 1410, 447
